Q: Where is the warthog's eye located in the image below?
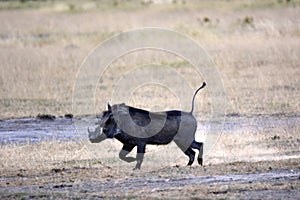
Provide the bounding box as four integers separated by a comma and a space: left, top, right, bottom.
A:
105, 114, 114, 124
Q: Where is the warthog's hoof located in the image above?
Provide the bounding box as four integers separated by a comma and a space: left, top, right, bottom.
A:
198, 157, 203, 165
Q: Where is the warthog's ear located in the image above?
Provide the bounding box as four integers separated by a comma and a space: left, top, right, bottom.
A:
107, 103, 112, 111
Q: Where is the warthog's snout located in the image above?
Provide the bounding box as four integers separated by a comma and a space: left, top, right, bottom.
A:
88, 126, 106, 143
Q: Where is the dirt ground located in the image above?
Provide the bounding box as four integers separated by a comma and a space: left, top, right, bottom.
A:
0, 114, 299, 199
0, 156, 299, 199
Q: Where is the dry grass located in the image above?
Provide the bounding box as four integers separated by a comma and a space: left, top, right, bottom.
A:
210, 127, 300, 165
0, 0, 299, 118
0, 141, 92, 172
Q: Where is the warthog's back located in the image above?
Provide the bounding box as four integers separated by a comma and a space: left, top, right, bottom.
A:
111, 103, 197, 144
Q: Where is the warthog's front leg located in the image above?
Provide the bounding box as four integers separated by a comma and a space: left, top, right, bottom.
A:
134, 143, 146, 170
119, 144, 136, 163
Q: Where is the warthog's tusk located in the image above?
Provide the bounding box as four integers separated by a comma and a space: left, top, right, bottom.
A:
87, 126, 103, 134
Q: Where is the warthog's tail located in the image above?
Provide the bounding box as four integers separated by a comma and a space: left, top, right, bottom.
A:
190, 82, 206, 113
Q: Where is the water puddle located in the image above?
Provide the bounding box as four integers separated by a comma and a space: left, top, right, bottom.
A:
0, 117, 78, 144
0, 114, 299, 145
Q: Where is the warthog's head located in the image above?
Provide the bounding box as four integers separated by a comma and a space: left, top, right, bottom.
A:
88, 103, 118, 143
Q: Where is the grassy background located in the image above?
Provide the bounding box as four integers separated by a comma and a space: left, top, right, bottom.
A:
0, 0, 299, 119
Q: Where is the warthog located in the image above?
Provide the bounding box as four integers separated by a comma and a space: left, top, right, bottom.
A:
88, 82, 206, 169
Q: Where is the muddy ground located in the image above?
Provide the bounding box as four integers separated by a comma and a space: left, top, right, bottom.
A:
0, 115, 299, 199
0, 158, 299, 199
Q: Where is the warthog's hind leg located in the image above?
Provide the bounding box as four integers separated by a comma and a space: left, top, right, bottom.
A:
190, 140, 204, 165
184, 148, 196, 166
174, 140, 196, 166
